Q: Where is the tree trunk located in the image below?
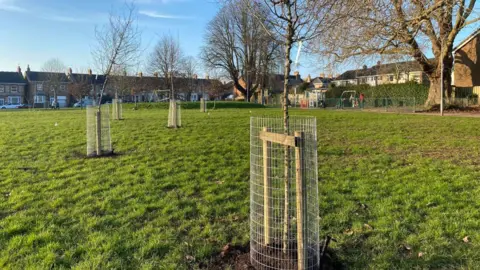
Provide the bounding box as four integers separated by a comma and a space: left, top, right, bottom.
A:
282, 8, 294, 253
425, 60, 453, 107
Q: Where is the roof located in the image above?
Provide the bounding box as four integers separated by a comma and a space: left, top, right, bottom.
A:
335, 60, 424, 80
0, 72, 27, 84
453, 28, 480, 53
26, 71, 70, 82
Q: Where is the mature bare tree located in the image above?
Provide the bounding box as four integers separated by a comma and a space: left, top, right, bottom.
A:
201, 0, 278, 102
69, 70, 92, 108
148, 33, 184, 100
91, 2, 141, 109
42, 58, 67, 108
317, 0, 479, 105
180, 56, 199, 100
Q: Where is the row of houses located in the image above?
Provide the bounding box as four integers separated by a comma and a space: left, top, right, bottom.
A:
0, 66, 223, 108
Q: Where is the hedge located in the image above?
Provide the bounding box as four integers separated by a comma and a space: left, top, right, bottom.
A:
327, 82, 429, 104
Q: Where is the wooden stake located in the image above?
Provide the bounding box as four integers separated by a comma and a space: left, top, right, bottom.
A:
295, 131, 306, 270
262, 127, 272, 245
116, 99, 121, 120
172, 100, 177, 128
95, 110, 102, 156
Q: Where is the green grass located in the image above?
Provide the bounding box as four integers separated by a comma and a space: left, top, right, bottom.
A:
1, 107, 480, 269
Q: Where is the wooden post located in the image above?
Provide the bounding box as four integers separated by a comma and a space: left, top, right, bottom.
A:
263, 127, 272, 245
95, 110, 102, 156
116, 99, 121, 120
172, 100, 177, 128
295, 131, 306, 270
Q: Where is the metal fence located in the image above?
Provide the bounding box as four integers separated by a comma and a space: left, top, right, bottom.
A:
250, 116, 319, 270
86, 105, 112, 157
298, 97, 417, 113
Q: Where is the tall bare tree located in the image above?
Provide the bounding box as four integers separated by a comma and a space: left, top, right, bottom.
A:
317, 0, 479, 105
148, 33, 184, 100
180, 56, 199, 100
91, 2, 141, 109
42, 58, 67, 108
201, 0, 277, 102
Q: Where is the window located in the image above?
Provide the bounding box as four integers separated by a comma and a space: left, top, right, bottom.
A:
389, 75, 394, 82
8, 96, 20, 104
11, 85, 18, 93
60, 85, 66, 91
0, 85, 4, 93
0, 98, 4, 105
37, 83, 43, 91
34, 95, 45, 103
5, 86, 9, 92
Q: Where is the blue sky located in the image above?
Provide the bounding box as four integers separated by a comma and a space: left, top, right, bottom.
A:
0, 0, 478, 78
0, 0, 220, 76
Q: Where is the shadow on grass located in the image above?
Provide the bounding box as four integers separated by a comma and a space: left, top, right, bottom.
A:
71, 150, 123, 159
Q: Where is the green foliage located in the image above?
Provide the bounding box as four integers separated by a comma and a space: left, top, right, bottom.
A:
1, 108, 480, 269
327, 82, 428, 104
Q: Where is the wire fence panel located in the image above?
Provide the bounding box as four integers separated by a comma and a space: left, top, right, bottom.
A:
167, 100, 181, 128
86, 105, 112, 156
250, 116, 319, 270
112, 98, 123, 120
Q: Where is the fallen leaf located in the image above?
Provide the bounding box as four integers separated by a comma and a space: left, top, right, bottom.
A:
185, 255, 195, 262
221, 243, 231, 257
418, 252, 424, 258
344, 229, 354, 235
463, 236, 469, 243
363, 223, 373, 230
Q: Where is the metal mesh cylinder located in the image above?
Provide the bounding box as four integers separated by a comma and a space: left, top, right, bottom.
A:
86, 105, 112, 156
112, 98, 123, 120
167, 100, 181, 128
200, 98, 207, 112
250, 116, 319, 270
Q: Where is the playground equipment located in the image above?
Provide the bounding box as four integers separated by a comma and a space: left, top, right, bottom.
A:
337, 90, 359, 109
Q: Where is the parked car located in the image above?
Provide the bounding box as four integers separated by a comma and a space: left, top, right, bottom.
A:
0, 104, 23, 109
17, 104, 30, 109
73, 101, 83, 107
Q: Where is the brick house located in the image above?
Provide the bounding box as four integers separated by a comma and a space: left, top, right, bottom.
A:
0, 67, 27, 106
453, 28, 480, 88
24, 66, 72, 108
333, 61, 429, 87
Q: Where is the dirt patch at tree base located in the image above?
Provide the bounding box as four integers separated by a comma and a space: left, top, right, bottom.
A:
202, 243, 341, 270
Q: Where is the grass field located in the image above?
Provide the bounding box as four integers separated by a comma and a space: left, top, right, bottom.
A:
1, 107, 480, 269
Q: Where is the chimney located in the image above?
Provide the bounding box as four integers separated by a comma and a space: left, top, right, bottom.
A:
377, 61, 381, 66
306, 74, 311, 83
193, 74, 198, 80
138, 72, 143, 78
205, 73, 209, 80
123, 70, 127, 77
17, 65, 21, 74
68, 67, 72, 74
88, 69, 92, 75
26, 65, 31, 72
153, 72, 158, 78
320, 73, 325, 78
294, 71, 299, 80
328, 74, 333, 79
363, 65, 367, 70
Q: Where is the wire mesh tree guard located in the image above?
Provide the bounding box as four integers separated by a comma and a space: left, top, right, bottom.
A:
250, 116, 319, 270
86, 105, 112, 157
111, 98, 123, 120
167, 100, 181, 128
200, 98, 207, 112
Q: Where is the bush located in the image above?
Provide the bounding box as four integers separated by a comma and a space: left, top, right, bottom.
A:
123, 101, 266, 110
